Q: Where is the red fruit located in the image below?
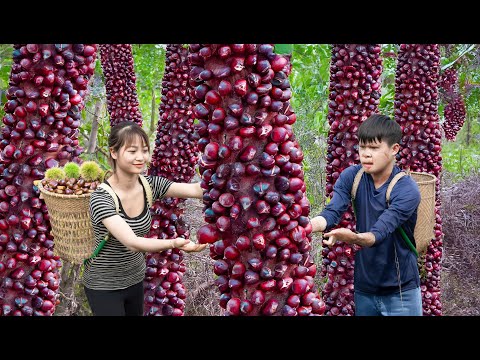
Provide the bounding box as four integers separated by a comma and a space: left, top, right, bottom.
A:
216, 216, 231, 232
197, 224, 220, 244
291, 278, 308, 295
261, 298, 279, 315
205, 90, 221, 105
190, 44, 321, 316
235, 235, 250, 251
226, 298, 241, 315
240, 300, 253, 314
271, 55, 288, 72
224, 246, 240, 260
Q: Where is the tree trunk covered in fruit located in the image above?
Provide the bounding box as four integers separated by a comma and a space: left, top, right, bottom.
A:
439, 68, 466, 141
393, 44, 443, 316
0, 44, 97, 315
321, 44, 383, 316
190, 44, 325, 316
143, 44, 199, 316
99, 44, 143, 126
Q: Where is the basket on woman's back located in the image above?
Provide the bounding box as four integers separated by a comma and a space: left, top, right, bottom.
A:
36, 161, 104, 264
37, 185, 94, 264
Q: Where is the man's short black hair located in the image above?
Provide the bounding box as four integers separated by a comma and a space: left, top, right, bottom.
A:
358, 114, 402, 147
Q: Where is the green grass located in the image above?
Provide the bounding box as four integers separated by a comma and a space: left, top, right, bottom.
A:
441, 141, 480, 179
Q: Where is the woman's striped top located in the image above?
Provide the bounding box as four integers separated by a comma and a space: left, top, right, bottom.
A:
82, 175, 173, 290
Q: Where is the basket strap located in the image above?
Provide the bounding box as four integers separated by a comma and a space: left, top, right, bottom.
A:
97, 183, 120, 213
351, 167, 365, 201
385, 171, 418, 257
350, 167, 365, 222
97, 176, 152, 211
385, 171, 407, 206
139, 175, 153, 208
84, 183, 120, 265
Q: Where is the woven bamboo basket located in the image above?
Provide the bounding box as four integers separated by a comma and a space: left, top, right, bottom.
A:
411, 172, 436, 255
37, 182, 94, 264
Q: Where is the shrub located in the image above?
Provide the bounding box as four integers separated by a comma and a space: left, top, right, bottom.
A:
440, 173, 480, 315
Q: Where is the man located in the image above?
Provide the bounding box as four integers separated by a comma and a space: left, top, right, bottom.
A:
310, 114, 422, 316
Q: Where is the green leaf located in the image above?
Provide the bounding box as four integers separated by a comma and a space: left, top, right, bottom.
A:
275, 44, 293, 55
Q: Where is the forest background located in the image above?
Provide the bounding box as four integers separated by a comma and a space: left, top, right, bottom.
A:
0, 44, 479, 315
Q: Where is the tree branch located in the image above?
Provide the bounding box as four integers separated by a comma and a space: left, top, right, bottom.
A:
81, 132, 108, 158
150, 87, 156, 137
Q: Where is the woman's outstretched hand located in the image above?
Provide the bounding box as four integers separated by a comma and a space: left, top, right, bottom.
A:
173, 238, 208, 253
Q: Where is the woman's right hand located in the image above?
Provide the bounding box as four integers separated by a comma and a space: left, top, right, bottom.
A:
172, 238, 208, 253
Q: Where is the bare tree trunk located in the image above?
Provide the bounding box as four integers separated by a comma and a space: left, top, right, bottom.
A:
150, 88, 156, 136
466, 113, 472, 146
54, 262, 92, 316
87, 99, 102, 153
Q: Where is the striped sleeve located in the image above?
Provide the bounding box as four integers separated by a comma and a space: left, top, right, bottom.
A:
89, 188, 117, 225
146, 176, 174, 201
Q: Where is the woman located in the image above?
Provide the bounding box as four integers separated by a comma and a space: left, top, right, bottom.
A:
83, 121, 207, 316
